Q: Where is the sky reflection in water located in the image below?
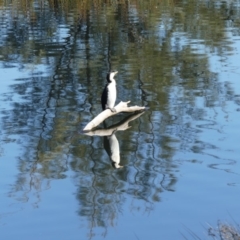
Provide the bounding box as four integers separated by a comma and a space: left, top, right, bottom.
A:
0, 1, 240, 239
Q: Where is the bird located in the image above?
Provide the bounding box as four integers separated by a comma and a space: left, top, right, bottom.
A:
101, 71, 118, 112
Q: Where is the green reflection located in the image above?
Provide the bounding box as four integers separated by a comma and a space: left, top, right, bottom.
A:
0, 0, 240, 238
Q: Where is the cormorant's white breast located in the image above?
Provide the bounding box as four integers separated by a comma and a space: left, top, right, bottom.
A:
101, 71, 118, 112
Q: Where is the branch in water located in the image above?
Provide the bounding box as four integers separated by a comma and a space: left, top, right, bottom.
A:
83, 101, 146, 131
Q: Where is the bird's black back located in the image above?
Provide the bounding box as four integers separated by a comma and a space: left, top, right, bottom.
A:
101, 84, 109, 110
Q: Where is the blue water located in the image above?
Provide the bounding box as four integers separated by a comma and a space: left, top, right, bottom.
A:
0, 1, 240, 239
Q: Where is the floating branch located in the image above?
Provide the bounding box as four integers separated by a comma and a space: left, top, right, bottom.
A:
83, 111, 145, 135
83, 101, 146, 131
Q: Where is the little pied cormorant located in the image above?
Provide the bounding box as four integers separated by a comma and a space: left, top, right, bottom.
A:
101, 71, 118, 112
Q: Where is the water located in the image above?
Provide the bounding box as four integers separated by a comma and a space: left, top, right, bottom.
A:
0, 1, 240, 239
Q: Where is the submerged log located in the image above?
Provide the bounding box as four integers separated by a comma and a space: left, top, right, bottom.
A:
83, 101, 146, 131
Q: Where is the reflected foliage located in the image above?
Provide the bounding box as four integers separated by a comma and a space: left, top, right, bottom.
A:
1, 0, 240, 237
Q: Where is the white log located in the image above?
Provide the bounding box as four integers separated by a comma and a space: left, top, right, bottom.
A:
83, 101, 146, 131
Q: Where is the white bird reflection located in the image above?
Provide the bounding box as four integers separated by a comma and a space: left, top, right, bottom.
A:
104, 131, 122, 168
83, 111, 145, 168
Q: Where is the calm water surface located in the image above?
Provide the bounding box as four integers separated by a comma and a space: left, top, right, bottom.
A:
0, 1, 240, 239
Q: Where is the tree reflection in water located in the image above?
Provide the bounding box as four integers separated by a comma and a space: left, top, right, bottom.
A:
0, 0, 240, 238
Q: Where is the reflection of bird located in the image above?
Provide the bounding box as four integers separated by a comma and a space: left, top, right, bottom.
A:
104, 131, 122, 169
101, 71, 118, 112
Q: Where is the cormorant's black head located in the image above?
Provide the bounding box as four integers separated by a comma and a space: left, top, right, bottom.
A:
106, 71, 118, 83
